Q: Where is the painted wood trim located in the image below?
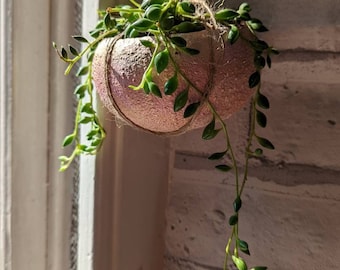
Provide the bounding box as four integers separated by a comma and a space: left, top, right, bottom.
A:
0, 0, 13, 269
47, 0, 79, 269
94, 111, 171, 270
1, 0, 75, 269
76, 1, 100, 270
11, 0, 50, 268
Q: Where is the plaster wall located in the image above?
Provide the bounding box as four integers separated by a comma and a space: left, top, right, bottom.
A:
165, 0, 340, 269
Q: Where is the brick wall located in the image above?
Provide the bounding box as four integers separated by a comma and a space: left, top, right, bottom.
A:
164, 1, 340, 269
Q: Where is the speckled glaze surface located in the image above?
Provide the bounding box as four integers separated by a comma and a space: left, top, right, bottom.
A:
92, 30, 255, 135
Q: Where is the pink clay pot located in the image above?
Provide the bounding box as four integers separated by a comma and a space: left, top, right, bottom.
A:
92, 29, 255, 135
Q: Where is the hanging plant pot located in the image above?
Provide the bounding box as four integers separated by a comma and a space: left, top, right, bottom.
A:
54, 2, 279, 268
92, 29, 255, 135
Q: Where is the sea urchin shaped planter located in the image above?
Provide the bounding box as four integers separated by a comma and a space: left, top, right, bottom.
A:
93, 29, 255, 135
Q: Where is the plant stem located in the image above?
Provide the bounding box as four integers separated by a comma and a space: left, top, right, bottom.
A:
129, 0, 140, 8
224, 235, 233, 270
240, 82, 260, 195
106, 7, 143, 14
206, 102, 240, 196
85, 63, 106, 146
65, 28, 119, 75
129, 40, 160, 90
164, 35, 244, 269
59, 100, 83, 171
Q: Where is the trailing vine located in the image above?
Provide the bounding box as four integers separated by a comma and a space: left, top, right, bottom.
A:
53, 1, 278, 269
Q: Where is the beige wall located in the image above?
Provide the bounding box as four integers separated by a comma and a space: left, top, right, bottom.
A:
165, 0, 340, 269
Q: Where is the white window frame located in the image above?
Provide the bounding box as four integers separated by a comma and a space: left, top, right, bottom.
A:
1, 0, 77, 269
77, 1, 99, 269
0, 0, 13, 267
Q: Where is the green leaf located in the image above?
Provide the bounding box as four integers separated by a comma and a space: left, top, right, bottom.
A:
155, 49, 169, 74
131, 18, 154, 31
145, 68, 153, 81
239, 12, 251, 20
271, 48, 280, 55
87, 130, 98, 140
238, 239, 250, 255
140, 39, 155, 48
250, 40, 269, 52
170, 36, 187, 47
59, 165, 68, 172
145, 5, 162, 21
148, 82, 162, 98
266, 55, 272, 68
143, 81, 151, 94
87, 51, 95, 62
164, 74, 178, 95
89, 28, 103, 38
254, 148, 263, 156
76, 65, 89, 77
62, 134, 75, 147
228, 25, 240, 45
232, 256, 248, 270
181, 47, 200, 55
215, 9, 239, 21
256, 92, 270, 109
141, 0, 150, 9
256, 110, 267, 128
61, 47, 68, 58
257, 136, 275, 150
179, 2, 196, 13
74, 84, 88, 97
125, 26, 139, 38
172, 22, 205, 33
72, 35, 89, 43
141, 0, 164, 9
229, 214, 238, 226
95, 20, 104, 29
104, 13, 116, 29
124, 25, 134, 38
119, 5, 139, 21
233, 196, 242, 212
254, 55, 266, 69
238, 3, 251, 13
81, 103, 95, 114
68, 45, 79, 56
203, 129, 220, 140
208, 151, 227, 160
251, 267, 267, 270
91, 139, 102, 147
202, 117, 215, 137
174, 88, 189, 112
248, 71, 261, 88
78, 144, 88, 151
79, 117, 93, 124
159, 14, 175, 30
58, 155, 69, 162
248, 19, 268, 32
184, 102, 200, 118
202, 118, 221, 140
202, 117, 216, 140
216, 164, 232, 172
